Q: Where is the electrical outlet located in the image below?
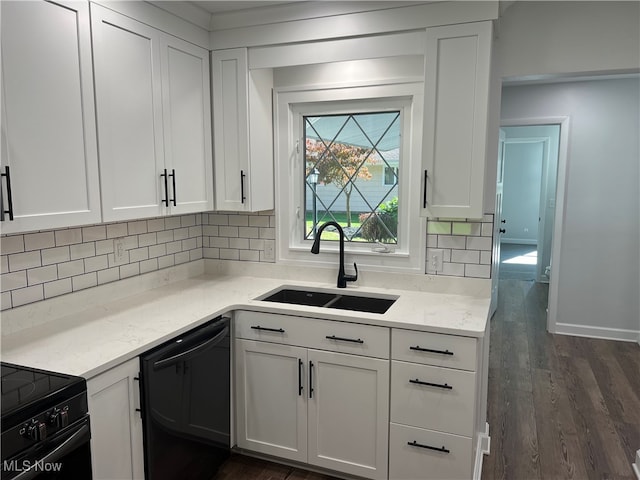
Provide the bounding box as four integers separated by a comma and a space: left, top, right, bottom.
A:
430, 249, 444, 272
113, 238, 127, 265
264, 240, 275, 261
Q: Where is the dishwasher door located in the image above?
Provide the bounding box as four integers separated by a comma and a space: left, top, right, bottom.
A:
141, 316, 230, 480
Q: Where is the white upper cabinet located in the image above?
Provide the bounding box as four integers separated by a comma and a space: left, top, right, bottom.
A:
91, 4, 212, 222
0, 0, 101, 233
212, 48, 274, 212
421, 21, 492, 219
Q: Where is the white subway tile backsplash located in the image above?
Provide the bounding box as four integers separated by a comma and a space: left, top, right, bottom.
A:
2, 271, 27, 292
82, 225, 107, 242
465, 264, 491, 278
466, 236, 492, 251
70, 242, 96, 260
128, 220, 147, 235
451, 249, 480, 264
1, 211, 493, 311
120, 262, 140, 279
106, 223, 128, 239
9, 251, 42, 271
41, 246, 70, 266
84, 255, 109, 273
72, 272, 97, 291
24, 232, 55, 251
27, 265, 58, 285
138, 233, 157, 248
44, 278, 72, 299
12, 285, 44, 307
437, 236, 466, 249
1, 235, 25, 254
55, 228, 82, 246
97, 267, 120, 285
58, 260, 85, 279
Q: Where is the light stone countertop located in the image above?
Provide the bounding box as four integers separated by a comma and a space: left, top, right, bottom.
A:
1, 261, 490, 379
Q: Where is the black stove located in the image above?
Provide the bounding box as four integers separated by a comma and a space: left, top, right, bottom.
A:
1, 362, 92, 479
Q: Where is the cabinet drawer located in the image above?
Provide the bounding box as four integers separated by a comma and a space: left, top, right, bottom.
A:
235, 311, 389, 359
390, 361, 475, 437
388, 423, 473, 480
392, 328, 477, 371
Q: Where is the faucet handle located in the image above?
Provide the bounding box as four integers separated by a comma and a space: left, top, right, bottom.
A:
344, 262, 358, 283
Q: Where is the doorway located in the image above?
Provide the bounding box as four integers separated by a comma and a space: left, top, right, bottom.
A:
499, 125, 560, 283
493, 117, 570, 333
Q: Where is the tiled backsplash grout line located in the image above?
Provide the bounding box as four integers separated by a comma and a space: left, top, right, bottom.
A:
1, 211, 493, 311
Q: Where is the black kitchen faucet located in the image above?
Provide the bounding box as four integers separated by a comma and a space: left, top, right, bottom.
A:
310, 221, 358, 288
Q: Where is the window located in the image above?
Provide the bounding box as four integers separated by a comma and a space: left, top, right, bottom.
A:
384, 166, 399, 186
304, 111, 400, 245
275, 83, 425, 273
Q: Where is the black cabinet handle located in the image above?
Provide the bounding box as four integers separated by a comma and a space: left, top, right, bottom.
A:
409, 378, 453, 390
160, 169, 169, 207
501, 219, 506, 224
422, 169, 428, 208
1, 166, 14, 221
240, 170, 246, 204
407, 441, 450, 453
325, 335, 364, 344
298, 359, 303, 396
169, 169, 176, 206
409, 345, 454, 356
499, 228, 506, 234
309, 361, 314, 398
250, 325, 285, 333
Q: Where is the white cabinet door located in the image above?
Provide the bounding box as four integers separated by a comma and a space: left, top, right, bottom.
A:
212, 48, 274, 212
307, 349, 389, 480
91, 4, 165, 222
160, 36, 213, 215
235, 339, 308, 463
87, 358, 144, 480
422, 21, 492, 219
0, 0, 101, 233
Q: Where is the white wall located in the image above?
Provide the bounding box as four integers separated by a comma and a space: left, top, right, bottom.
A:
501, 78, 640, 336
497, 1, 640, 79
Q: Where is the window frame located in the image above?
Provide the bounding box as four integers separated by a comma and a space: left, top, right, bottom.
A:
274, 82, 426, 273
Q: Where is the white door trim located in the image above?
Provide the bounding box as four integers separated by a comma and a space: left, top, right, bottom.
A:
500, 116, 570, 334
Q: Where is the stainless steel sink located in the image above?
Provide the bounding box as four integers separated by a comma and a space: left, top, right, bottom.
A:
258, 288, 397, 314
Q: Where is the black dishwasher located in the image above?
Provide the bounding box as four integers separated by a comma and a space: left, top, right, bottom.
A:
140, 316, 230, 480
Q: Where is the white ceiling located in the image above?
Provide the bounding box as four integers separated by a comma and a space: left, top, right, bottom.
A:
191, 1, 297, 14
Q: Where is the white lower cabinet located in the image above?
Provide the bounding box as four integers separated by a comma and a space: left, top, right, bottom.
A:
235, 311, 389, 480
389, 329, 478, 480
87, 358, 144, 480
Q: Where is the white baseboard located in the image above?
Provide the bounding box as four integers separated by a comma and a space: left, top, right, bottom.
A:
474, 422, 491, 480
555, 323, 640, 343
633, 449, 640, 480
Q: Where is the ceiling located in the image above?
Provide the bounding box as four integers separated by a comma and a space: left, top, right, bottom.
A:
191, 1, 297, 14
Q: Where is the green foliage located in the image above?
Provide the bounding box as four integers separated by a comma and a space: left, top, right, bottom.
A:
358, 197, 398, 243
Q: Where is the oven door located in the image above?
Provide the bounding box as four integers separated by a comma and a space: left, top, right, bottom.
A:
1, 417, 92, 480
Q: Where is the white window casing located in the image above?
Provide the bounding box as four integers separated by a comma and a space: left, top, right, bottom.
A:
274, 82, 426, 274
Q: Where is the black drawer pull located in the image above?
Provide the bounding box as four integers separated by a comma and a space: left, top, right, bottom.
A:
422, 169, 428, 208
309, 361, 314, 398
1, 166, 14, 221
409, 378, 453, 390
169, 168, 177, 206
410, 345, 453, 356
240, 170, 246, 203
160, 169, 169, 207
408, 441, 450, 453
250, 326, 285, 333
326, 335, 364, 344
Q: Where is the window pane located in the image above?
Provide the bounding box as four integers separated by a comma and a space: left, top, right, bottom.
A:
304, 111, 400, 244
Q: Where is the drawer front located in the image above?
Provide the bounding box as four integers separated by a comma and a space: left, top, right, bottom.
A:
392, 328, 477, 371
235, 311, 309, 346
235, 311, 389, 359
389, 423, 473, 480
390, 361, 475, 437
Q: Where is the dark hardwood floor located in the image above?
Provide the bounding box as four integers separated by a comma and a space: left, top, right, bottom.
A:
217, 279, 640, 480
482, 279, 640, 480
